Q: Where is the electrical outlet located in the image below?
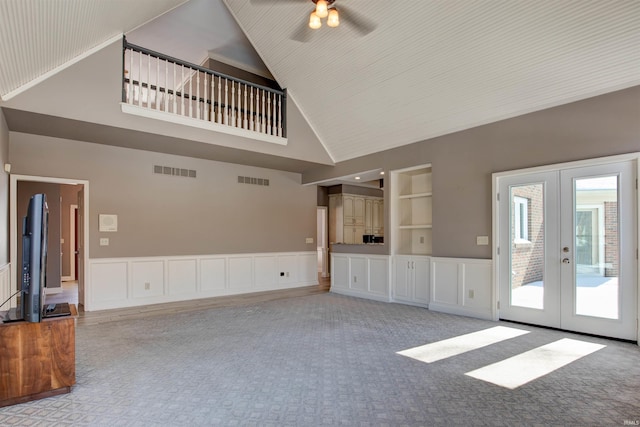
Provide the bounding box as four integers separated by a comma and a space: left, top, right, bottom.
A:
353, 276, 357, 283
286, 272, 290, 277
420, 236, 425, 244
468, 289, 474, 299
144, 282, 150, 290
100, 238, 109, 246
305, 237, 314, 244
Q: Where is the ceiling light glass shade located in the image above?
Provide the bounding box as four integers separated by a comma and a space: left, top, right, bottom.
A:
327, 8, 339, 27
315, 0, 329, 18
309, 12, 321, 29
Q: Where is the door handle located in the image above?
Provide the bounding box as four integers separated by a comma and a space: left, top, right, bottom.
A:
562, 258, 570, 264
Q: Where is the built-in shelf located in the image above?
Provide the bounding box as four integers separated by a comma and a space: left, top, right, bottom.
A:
399, 224, 432, 229
398, 192, 432, 199
391, 165, 433, 256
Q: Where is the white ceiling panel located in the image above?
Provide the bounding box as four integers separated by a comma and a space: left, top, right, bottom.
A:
0, 0, 186, 99
224, 0, 640, 162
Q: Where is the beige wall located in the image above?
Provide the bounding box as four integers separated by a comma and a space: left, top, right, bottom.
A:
9, 133, 318, 258
0, 111, 8, 265
303, 86, 640, 259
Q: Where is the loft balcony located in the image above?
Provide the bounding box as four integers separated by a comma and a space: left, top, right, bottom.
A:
121, 37, 287, 145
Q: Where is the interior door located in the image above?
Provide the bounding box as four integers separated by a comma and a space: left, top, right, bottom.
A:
499, 160, 637, 340
77, 187, 85, 309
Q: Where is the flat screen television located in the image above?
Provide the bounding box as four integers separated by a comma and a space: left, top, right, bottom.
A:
19, 193, 49, 322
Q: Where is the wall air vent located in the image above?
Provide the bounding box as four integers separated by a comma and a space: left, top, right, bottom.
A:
238, 176, 269, 186
153, 165, 196, 178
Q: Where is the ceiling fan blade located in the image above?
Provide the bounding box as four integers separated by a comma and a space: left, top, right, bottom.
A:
337, 5, 377, 36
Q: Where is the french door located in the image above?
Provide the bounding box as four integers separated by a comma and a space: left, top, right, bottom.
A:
498, 160, 637, 340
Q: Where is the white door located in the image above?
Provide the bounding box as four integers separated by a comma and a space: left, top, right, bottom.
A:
499, 160, 637, 340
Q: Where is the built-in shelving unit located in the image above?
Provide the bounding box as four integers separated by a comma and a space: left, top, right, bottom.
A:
391, 165, 432, 255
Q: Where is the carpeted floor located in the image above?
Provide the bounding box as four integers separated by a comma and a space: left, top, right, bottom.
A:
1, 292, 639, 426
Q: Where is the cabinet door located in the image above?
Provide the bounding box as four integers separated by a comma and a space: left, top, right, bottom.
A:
343, 226, 355, 244
343, 196, 355, 224
373, 200, 383, 234
413, 257, 430, 304
394, 256, 412, 300
354, 226, 365, 244
365, 199, 373, 233
354, 197, 365, 225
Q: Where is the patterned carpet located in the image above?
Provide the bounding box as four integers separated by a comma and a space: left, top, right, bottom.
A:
1, 293, 639, 426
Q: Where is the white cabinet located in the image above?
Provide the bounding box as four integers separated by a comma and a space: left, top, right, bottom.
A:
391, 165, 432, 255
393, 255, 430, 306
330, 194, 383, 244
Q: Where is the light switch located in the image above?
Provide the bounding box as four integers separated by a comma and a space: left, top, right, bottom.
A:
305, 237, 314, 244
477, 236, 489, 246
100, 238, 109, 246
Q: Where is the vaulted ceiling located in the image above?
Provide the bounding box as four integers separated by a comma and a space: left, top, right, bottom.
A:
1, 0, 639, 165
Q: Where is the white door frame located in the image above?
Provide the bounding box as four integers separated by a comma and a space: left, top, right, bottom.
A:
10, 174, 89, 308
317, 206, 329, 278
492, 152, 640, 344
69, 204, 78, 281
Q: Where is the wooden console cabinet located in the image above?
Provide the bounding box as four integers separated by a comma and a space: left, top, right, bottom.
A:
0, 305, 77, 407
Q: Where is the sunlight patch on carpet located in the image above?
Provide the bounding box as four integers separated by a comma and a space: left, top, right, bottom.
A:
465, 338, 606, 389
397, 326, 529, 363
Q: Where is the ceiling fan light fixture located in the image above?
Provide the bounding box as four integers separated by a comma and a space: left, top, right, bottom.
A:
309, 11, 321, 29
327, 8, 339, 27
315, 0, 329, 18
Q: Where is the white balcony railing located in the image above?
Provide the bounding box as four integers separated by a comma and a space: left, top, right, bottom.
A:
122, 38, 286, 140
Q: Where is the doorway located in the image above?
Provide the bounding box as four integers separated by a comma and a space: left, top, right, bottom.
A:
495, 157, 638, 340
317, 206, 329, 278
10, 175, 89, 309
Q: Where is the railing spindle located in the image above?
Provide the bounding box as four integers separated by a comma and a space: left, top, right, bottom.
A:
217, 76, 222, 124
156, 56, 160, 110
277, 94, 282, 137
172, 62, 177, 114
243, 84, 248, 129
128, 50, 133, 104
231, 81, 236, 126
164, 60, 169, 112
224, 78, 229, 125
249, 87, 254, 131
261, 89, 266, 133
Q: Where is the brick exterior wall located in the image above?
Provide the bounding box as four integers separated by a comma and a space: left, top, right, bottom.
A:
511, 185, 544, 288
604, 201, 619, 277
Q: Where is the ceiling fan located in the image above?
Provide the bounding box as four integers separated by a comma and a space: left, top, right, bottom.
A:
249, 0, 376, 41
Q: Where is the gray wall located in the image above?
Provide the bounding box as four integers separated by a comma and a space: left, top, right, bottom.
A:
16, 181, 61, 289
1, 39, 333, 167
303, 86, 640, 259
9, 133, 318, 258
0, 111, 8, 265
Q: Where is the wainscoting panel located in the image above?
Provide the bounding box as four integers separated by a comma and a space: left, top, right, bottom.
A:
90, 261, 128, 304
228, 257, 254, 291
131, 261, 164, 299
168, 259, 197, 296
87, 252, 318, 311
429, 257, 493, 320
331, 253, 392, 303
199, 258, 226, 292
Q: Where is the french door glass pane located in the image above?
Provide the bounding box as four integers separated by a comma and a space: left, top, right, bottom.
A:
510, 184, 544, 309
574, 176, 619, 319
